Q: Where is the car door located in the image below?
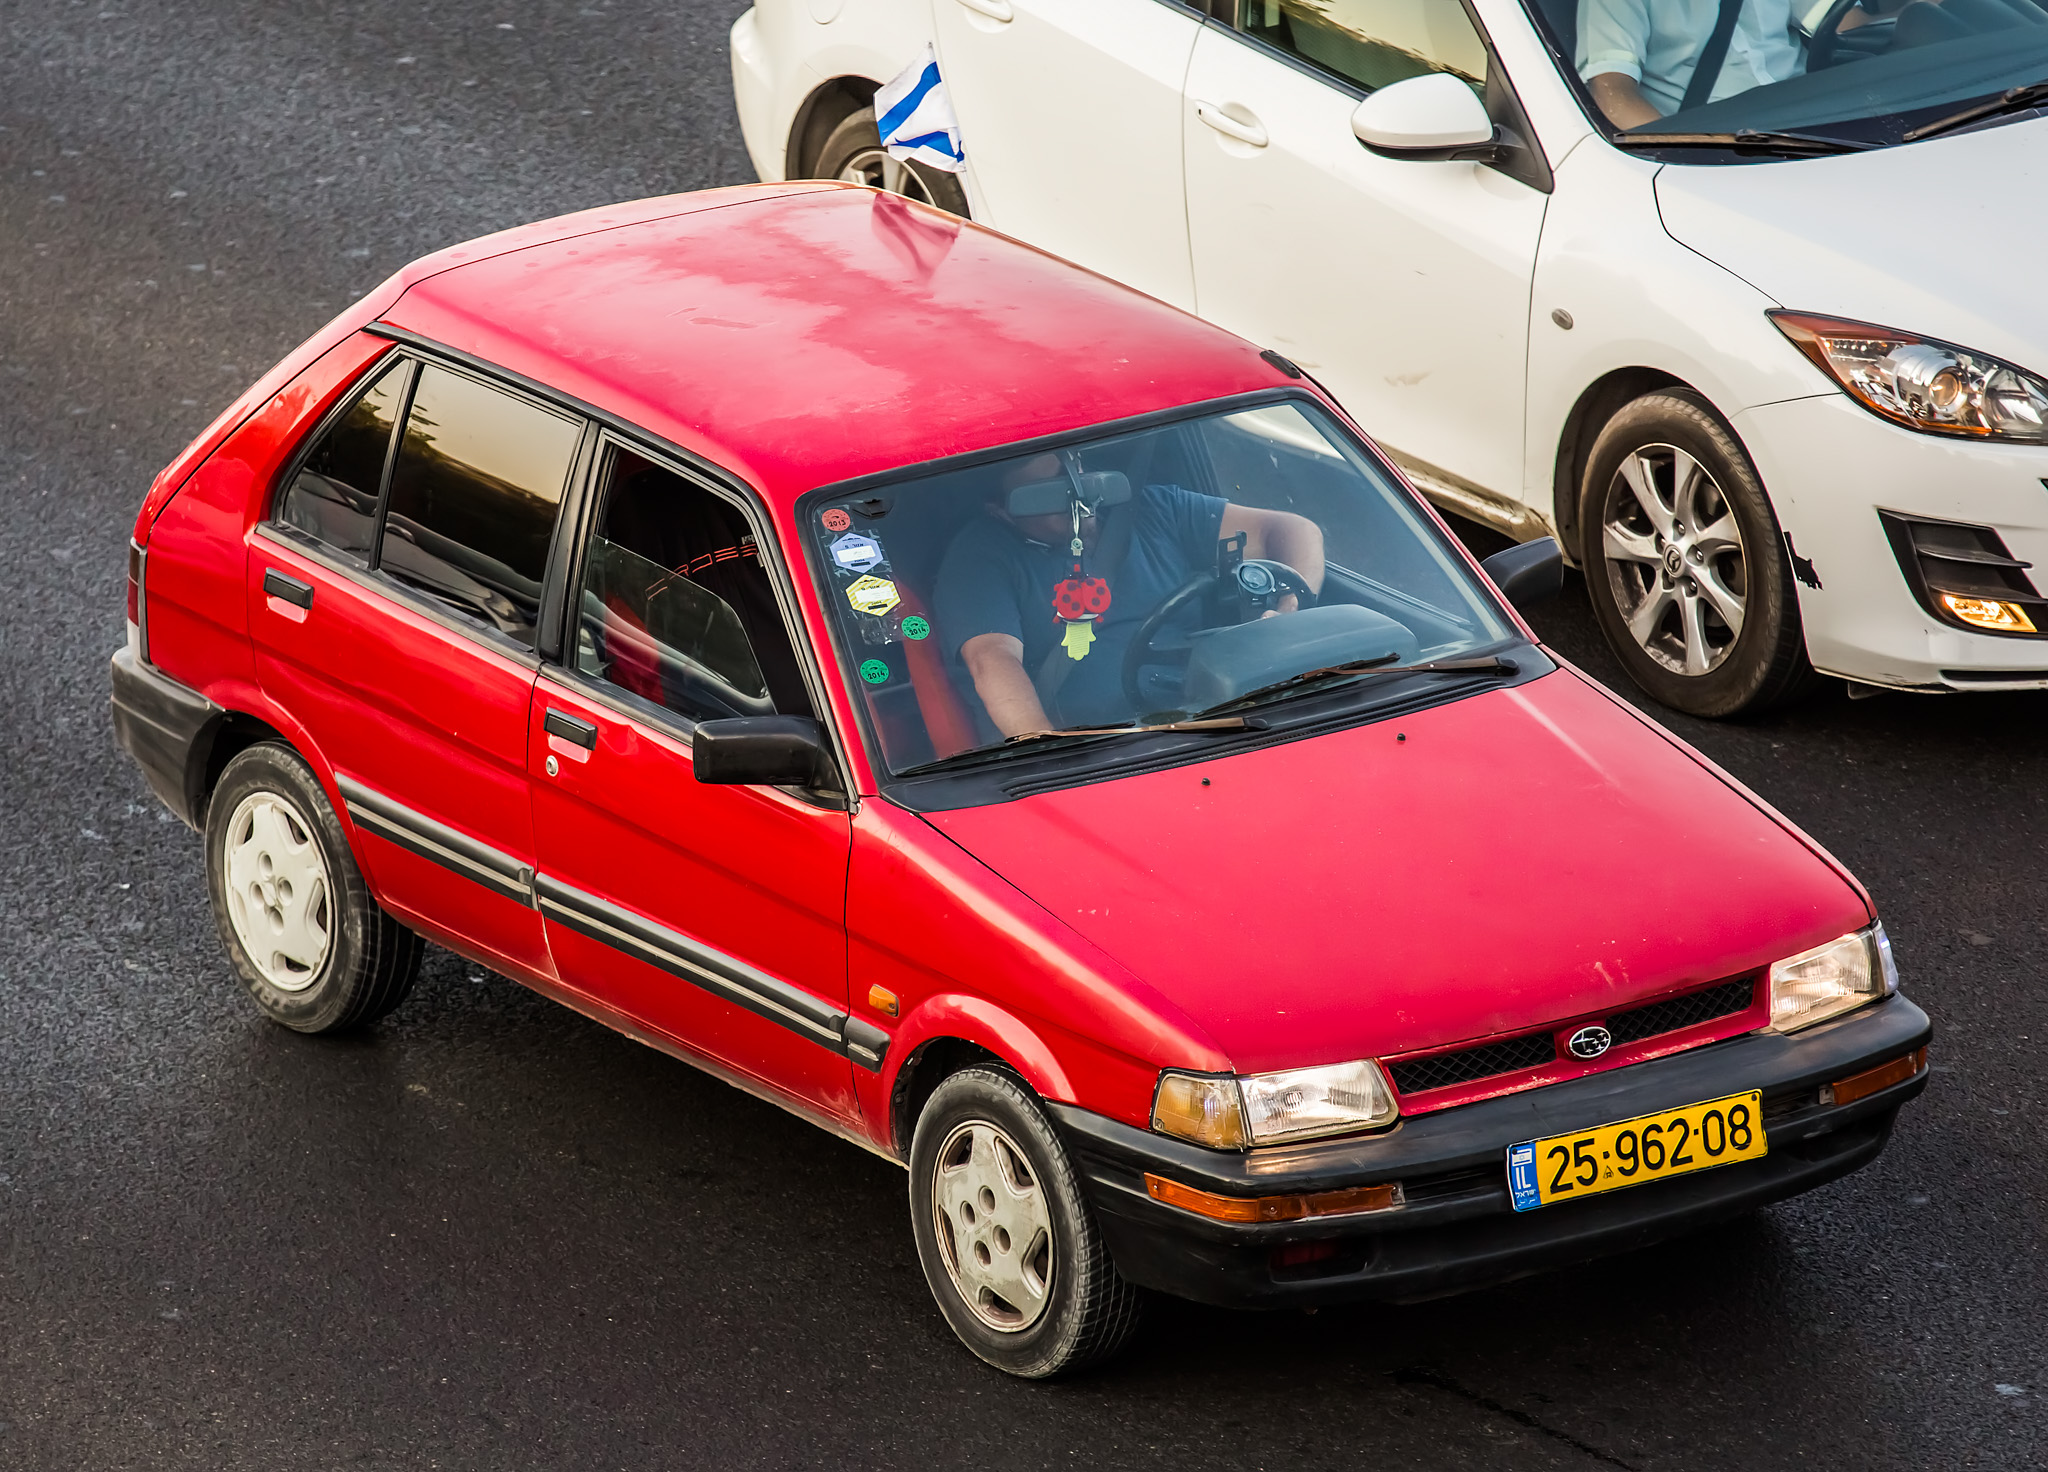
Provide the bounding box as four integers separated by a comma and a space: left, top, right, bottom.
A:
528, 439, 861, 1124
932, 0, 1210, 310
1183, 1, 1549, 509
252, 353, 585, 980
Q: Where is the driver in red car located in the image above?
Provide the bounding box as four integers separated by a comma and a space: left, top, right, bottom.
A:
934, 452, 1324, 738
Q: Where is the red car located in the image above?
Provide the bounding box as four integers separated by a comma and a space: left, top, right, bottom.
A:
112, 184, 1929, 1378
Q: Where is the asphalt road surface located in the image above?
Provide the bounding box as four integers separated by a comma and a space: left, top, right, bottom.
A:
2, 4, 2042, 1468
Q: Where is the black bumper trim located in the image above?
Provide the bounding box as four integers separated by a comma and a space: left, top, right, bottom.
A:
1050, 995, 1929, 1308
109, 647, 219, 830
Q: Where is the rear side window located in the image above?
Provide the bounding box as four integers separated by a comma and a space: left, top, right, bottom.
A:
1239, 0, 1489, 95
378, 364, 581, 649
276, 359, 412, 561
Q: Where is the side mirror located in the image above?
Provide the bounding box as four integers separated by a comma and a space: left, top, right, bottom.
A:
1480, 536, 1564, 612
692, 716, 838, 789
1351, 73, 1501, 161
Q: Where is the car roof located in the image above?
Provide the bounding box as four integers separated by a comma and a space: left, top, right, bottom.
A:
377, 183, 1294, 506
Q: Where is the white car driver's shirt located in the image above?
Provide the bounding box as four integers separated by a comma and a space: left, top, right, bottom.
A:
1578, 0, 1806, 118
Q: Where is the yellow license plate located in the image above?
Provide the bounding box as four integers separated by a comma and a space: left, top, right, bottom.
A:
1506, 1090, 1765, 1211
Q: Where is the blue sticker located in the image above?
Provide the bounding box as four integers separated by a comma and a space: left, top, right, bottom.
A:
830, 532, 886, 575
1506, 1141, 1542, 1212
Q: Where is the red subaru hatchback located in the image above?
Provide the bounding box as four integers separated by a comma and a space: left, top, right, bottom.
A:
113, 184, 1929, 1377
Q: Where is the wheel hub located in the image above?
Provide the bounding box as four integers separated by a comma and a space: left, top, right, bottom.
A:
1600, 443, 1750, 678
931, 1120, 1055, 1333
222, 791, 332, 992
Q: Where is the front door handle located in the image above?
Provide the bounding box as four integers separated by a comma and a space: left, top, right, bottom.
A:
1194, 101, 1270, 149
544, 708, 598, 749
263, 568, 314, 609
955, 0, 1013, 20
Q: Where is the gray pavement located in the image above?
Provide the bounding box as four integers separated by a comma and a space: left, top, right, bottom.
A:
1, 3, 2041, 1467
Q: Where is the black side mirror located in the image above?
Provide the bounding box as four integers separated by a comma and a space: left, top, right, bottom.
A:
1480, 536, 1564, 612
692, 716, 838, 790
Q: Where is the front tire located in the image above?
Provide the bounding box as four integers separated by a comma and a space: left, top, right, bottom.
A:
204, 743, 423, 1033
1580, 391, 1817, 717
909, 1067, 1143, 1377
810, 105, 971, 218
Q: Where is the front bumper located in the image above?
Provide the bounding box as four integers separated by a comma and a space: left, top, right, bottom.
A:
1733, 393, 2048, 691
1051, 994, 1930, 1309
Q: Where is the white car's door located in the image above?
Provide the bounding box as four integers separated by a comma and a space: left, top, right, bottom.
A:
1182, 3, 1548, 508
932, 0, 1208, 310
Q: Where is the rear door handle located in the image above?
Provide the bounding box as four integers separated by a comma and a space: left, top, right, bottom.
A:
955, 0, 1013, 19
543, 708, 599, 749
263, 568, 314, 609
1194, 101, 1270, 149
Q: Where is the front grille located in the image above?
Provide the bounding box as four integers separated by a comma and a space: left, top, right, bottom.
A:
1388, 1031, 1554, 1095
1606, 976, 1756, 1045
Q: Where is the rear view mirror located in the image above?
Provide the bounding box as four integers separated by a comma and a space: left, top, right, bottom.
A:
692, 716, 838, 789
1480, 536, 1564, 612
1004, 470, 1132, 518
1351, 73, 1500, 161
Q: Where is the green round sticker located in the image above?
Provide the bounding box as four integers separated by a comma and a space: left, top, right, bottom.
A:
859, 658, 891, 685
901, 615, 931, 641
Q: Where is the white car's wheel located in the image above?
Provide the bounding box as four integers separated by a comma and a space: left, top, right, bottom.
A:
812, 106, 970, 218
205, 744, 424, 1033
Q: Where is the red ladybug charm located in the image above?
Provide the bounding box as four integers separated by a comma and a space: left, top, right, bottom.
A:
1053, 576, 1112, 621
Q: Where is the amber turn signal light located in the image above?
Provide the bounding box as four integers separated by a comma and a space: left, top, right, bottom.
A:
1143, 1173, 1402, 1224
1826, 1047, 1927, 1107
866, 985, 899, 1018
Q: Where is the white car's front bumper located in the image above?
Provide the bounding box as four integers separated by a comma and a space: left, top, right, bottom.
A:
730, 7, 786, 183
1736, 392, 2048, 690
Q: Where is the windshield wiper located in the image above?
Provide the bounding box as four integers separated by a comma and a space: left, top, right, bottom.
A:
1612, 128, 1875, 156
891, 716, 1251, 779
1194, 654, 1519, 719
1903, 80, 2048, 143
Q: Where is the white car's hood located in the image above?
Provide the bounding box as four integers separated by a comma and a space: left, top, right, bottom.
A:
1653, 119, 2048, 372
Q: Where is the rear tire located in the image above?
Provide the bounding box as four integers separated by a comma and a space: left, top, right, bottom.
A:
204, 743, 423, 1033
1579, 391, 1818, 717
810, 105, 971, 218
909, 1067, 1143, 1377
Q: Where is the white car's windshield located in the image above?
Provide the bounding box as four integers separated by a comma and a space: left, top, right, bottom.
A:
802, 399, 1516, 776
1523, 0, 2048, 148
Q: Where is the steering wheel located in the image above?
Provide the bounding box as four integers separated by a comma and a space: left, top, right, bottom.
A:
1805, 0, 1891, 69
1119, 559, 1316, 711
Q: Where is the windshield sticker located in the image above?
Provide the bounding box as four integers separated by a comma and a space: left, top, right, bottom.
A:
859, 658, 892, 685
821, 508, 853, 533
900, 614, 931, 641
829, 532, 887, 574
846, 575, 901, 617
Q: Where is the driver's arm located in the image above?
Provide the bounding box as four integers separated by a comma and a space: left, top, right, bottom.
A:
960, 632, 1054, 739
1221, 504, 1325, 605
1587, 71, 1663, 128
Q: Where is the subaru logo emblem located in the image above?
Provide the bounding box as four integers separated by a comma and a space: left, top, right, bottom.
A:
1567, 1025, 1612, 1059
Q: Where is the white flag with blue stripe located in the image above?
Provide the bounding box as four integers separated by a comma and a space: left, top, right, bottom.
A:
875, 44, 965, 174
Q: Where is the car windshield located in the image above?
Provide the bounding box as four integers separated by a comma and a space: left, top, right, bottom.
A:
802, 398, 1517, 776
1522, 0, 2048, 149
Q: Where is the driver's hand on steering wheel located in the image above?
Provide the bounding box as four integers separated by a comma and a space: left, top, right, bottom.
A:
1260, 593, 1302, 620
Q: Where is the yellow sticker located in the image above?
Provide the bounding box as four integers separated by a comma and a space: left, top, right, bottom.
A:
846, 575, 901, 618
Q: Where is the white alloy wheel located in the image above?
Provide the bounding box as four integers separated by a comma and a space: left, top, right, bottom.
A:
221, 790, 332, 991
931, 1118, 1057, 1332
835, 144, 941, 206
1600, 441, 1749, 677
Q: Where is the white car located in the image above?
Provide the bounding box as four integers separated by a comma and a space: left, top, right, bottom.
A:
731, 0, 2048, 715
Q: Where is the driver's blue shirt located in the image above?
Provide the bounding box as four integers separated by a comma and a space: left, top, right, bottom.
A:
933, 483, 1228, 727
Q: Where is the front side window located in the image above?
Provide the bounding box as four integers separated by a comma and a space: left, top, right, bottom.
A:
1523, 0, 2048, 148
1238, 0, 1491, 93
573, 449, 813, 724
377, 364, 581, 648
805, 398, 1516, 777
276, 358, 412, 561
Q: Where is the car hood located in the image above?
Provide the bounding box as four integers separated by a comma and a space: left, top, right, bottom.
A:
1654, 120, 2048, 371
922, 670, 1869, 1075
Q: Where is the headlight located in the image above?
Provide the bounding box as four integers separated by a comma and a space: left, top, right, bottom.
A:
1152, 1060, 1398, 1150
1769, 311, 2048, 443
1768, 923, 1898, 1033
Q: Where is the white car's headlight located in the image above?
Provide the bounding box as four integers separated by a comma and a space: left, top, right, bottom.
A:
1770, 311, 2048, 443
1768, 923, 1898, 1033
1153, 1060, 1398, 1150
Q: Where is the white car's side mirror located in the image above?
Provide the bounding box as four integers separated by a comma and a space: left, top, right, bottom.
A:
1351, 73, 1501, 160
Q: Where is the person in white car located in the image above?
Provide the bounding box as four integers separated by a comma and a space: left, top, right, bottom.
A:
1579, 0, 1806, 127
